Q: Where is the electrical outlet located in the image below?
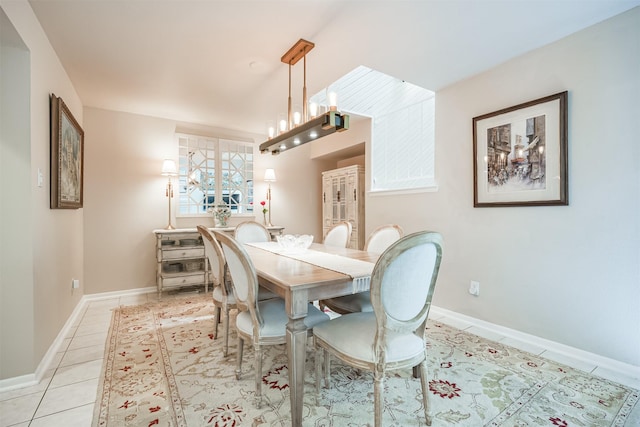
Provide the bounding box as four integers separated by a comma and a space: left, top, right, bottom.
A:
72, 279, 80, 289
469, 280, 480, 296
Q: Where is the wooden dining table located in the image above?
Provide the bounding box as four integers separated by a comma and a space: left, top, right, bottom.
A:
243, 242, 378, 427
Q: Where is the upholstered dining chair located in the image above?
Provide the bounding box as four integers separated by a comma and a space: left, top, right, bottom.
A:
197, 225, 236, 357
197, 226, 276, 357
323, 221, 352, 248
313, 231, 443, 427
213, 230, 330, 407
321, 224, 404, 315
234, 220, 271, 244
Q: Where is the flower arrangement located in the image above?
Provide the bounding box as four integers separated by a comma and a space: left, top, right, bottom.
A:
210, 204, 231, 227
260, 201, 268, 225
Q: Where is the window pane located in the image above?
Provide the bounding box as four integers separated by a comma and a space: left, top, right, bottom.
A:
220, 139, 254, 214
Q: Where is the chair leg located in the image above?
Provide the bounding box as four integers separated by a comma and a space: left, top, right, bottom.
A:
419, 359, 432, 426
212, 306, 221, 339
254, 344, 263, 408
314, 344, 322, 400
323, 349, 330, 389
222, 308, 230, 357
235, 337, 243, 380
374, 368, 384, 427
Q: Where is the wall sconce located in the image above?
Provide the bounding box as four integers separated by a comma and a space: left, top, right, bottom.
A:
161, 159, 177, 230
264, 168, 276, 227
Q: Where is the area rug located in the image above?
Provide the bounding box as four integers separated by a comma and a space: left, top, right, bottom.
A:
93, 295, 639, 426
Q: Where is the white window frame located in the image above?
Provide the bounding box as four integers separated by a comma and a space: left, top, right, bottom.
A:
176, 133, 254, 217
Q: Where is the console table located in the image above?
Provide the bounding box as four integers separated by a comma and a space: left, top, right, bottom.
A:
153, 226, 284, 296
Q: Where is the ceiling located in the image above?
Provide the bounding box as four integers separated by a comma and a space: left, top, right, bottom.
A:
28, 0, 639, 138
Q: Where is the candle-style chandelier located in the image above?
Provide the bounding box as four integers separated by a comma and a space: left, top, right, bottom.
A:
259, 39, 349, 155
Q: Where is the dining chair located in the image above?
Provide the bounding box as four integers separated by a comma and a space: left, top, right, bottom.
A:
213, 230, 330, 407
234, 220, 271, 243
197, 225, 236, 357
321, 224, 404, 315
197, 226, 276, 357
323, 221, 352, 248
313, 230, 443, 427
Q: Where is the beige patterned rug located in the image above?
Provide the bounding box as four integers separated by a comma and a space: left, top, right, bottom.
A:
93, 295, 639, 426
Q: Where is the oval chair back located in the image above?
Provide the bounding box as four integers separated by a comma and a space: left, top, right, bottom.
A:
235, 221, 271, 244
370, 231, 443, 342
323, 221, 353, 248
364, 224, 404, 254
213, 230, 264, 328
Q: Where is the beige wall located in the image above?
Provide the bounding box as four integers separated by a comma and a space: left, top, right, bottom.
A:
366, 8, 640, 366
82, 108, 335, 294
1, 1, 84, 379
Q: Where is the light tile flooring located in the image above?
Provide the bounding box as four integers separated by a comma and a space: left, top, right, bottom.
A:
1, 290, 639, 426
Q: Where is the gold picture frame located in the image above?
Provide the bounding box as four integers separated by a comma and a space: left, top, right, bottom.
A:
50, 94, 84, 209
472, 91, 568, 207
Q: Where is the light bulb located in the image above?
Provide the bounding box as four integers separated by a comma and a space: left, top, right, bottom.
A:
328, 92, 338, 111
309, 102, 318, 118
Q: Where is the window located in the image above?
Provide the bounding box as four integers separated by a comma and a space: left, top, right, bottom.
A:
371, 96, 435, 192
177, 133, 254, 216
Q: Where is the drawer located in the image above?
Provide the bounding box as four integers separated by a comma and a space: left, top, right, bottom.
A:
162, 273, 206, 287
161, 247, 204, 260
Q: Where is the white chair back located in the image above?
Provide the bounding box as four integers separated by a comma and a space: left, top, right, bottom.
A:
213, 230, 263, 325
323, 221, 352, 247
364, 224, 404, 254
370, 231, 443, 345
235, 221, 271, 244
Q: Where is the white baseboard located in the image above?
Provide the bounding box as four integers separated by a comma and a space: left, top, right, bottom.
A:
0, 374, 38, 392
81, 286, 157, 302
430, 305, 640, 382
0, 286, 156, 393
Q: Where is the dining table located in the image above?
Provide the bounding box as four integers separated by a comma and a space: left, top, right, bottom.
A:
243, 241, 379, 427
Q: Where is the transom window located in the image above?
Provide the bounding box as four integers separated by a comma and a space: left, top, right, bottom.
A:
177, 133, 254, 216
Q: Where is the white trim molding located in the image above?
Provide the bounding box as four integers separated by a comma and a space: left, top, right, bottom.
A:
0, 286, 156, 393
430, 305, 640, 385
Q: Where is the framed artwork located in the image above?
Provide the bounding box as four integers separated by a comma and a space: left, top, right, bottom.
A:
50, 94, 84, 209
472, 91, 568, 207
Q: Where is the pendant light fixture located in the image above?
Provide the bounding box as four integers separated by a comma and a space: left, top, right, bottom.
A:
259, 39, 349, 155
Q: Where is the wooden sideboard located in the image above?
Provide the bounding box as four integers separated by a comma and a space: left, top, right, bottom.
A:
153, 226, 285, 296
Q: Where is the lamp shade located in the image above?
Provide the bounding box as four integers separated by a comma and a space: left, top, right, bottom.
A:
161, 159, 177, 176
264, 168, 276, 182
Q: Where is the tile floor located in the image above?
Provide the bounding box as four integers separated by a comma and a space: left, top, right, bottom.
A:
1, 290, 639, 426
